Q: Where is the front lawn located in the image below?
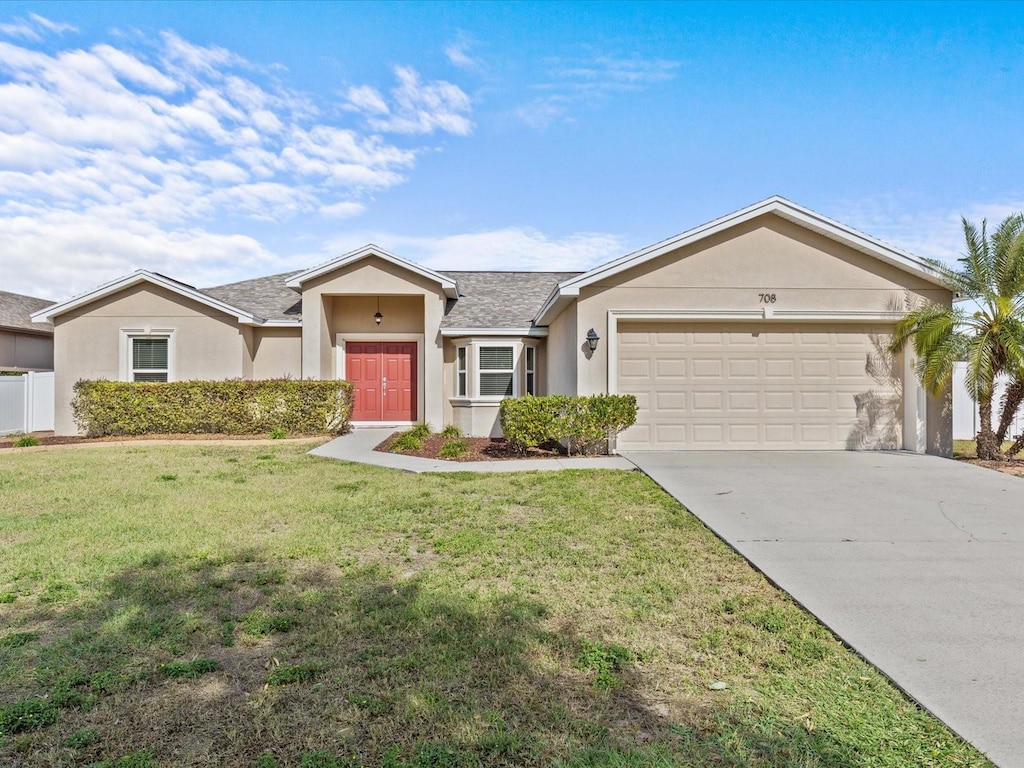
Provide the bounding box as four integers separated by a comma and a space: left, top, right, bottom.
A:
0, 444, 990, 767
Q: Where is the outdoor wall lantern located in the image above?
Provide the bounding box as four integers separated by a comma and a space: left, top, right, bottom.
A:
586, 328, 600, 352
374, 296, 383, 325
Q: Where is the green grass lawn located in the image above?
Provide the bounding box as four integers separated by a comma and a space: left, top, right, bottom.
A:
0, 444, 990, 767
953, 439, 1015, 458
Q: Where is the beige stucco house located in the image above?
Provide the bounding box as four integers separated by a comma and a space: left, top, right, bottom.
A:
32, 197, 953, 454
1, 289, 54, 372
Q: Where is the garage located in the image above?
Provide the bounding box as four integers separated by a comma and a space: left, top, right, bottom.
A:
616, 321, 902, 451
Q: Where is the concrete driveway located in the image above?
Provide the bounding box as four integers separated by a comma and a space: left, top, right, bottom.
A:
624, 451, 1024, 768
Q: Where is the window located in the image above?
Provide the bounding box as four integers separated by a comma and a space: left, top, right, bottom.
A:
131, 337, 169, 382
525, 346, 536, 395
479, 346, 514, 397
456, 346, 467, 397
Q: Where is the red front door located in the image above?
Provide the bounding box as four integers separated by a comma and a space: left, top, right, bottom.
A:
345, 342, 416, 422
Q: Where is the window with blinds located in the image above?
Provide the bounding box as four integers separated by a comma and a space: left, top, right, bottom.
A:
525, 346, 536, 395
456, 346, 467, 397
132, 337, 169, 382
479, 346, 513, 397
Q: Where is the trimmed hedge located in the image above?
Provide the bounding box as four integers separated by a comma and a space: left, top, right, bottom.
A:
499, 394, 638, 455
71, 379, 353, 437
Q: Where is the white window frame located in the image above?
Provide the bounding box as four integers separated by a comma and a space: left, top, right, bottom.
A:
455, 345, 468, 398
524, 345, 537, 396
477, 344, 517, 400
120, 329, 175, 383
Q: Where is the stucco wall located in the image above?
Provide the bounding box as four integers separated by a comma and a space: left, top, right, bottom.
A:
0, 329, 53, 371
545, 307, 577, 395
52, 284, 247, 434
251, 327, 302, 379
565, 213, 953, 455
300, 256, 447, 427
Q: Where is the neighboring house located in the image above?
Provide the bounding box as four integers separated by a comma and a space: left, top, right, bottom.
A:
0, 289, 54, 372
32, 197, 953, 454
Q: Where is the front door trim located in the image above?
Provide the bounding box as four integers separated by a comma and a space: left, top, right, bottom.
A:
337, 333, 425, 423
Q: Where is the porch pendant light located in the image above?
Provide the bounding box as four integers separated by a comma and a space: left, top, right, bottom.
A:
374, 296, 383, 326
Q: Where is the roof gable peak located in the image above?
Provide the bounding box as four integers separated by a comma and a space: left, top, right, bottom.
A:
284, 244, 458, 297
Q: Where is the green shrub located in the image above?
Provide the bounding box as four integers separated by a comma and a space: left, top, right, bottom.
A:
389, 430, 424, 453
269, 426, 288, 439
13, 435, 40, 447
499, 394, 638, 455
71, 379, 353, 437
438, 439, 468, 459
408, 422, 432, 439
440, 424, 462, 438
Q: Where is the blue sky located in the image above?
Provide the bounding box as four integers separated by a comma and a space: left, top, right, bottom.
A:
1, 1, 1022, 299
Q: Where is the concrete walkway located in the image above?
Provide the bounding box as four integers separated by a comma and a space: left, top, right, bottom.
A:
624, 450, 1024, 768
311, 428, 635, 473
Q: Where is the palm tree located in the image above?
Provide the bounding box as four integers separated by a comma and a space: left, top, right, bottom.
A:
890, 213, 1024, 460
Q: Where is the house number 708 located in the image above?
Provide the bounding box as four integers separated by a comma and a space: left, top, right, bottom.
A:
759, 293, 777, 304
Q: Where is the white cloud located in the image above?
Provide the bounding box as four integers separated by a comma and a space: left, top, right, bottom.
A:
345, 84, 389, 115
346, 65, 473, 136
28, 14, 78, 36
444, 37, 479, 70
553, 56, 680, 88
836, 196, 1024, 266
517, 54, 680, 129
0, 13, 77, 42
323, 226, 625, 271
319, 201, 366, 219
0, 28, 472, 297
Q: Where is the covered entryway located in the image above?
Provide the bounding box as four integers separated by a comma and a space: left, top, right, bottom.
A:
345, 341, 417, 422
616, 322, 902, 450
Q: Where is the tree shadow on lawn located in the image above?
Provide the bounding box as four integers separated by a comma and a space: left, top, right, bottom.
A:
0, 550, 867, 768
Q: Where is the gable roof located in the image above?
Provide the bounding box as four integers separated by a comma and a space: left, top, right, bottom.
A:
203, 271, 303, 323
0, 289, 54, 334
438, 271, 580, 333
30, 270, 271, 326
534, 196, 950, 325
285, 244, 459, 298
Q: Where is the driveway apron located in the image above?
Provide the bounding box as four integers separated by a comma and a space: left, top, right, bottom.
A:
624, 451, 1024, 768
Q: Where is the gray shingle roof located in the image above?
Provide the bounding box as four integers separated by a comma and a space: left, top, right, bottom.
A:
202, 271, 303, 323
198, 269, 577, 329
438, 271, 581, 328
0, 289, 54, 334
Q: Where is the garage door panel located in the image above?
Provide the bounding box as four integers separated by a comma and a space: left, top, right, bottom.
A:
692, 391, 723, 411
616, 322, 902, 450
728, 359, 758, 377
692, 359, 723, 377
764, 359, 795, 378
799, 359, 831, 378
656, 359, 687, 377
728, 391, 758, 411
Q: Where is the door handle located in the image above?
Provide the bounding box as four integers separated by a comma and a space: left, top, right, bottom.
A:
382, 376, 387, 392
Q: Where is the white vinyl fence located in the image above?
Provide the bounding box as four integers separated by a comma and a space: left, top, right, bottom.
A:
952, 362, 1024, 441
0, 371, 54, 435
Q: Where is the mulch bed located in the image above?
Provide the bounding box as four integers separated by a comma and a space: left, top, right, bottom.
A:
374, 433, 606, 462
960, 457, 1024, 477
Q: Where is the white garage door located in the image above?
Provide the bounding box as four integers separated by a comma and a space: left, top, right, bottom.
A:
616, 322, 902, 450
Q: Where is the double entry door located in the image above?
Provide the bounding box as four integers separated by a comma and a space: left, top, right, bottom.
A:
345, 341, 417, 422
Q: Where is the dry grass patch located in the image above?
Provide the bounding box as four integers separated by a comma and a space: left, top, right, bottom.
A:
0, 444, 991, 767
